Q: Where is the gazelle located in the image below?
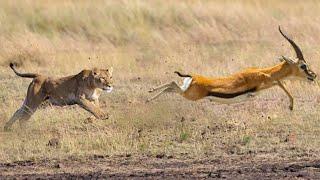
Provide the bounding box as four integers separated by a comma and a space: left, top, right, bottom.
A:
147, 26, 317, 110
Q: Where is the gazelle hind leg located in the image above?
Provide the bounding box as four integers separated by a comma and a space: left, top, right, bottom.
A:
147, 81, 182, 102
148, 82, 175, 92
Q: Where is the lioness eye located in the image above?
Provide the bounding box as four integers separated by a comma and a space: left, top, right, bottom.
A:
300, 64, 307, 70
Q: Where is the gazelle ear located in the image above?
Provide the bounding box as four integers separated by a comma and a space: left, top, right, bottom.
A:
278, 57, 284, 62
108, 67, 113, 75
297, 58, 306, 64
279, 56, 295, 64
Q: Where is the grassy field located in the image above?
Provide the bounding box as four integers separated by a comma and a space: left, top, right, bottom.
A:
1, 0, 320, 165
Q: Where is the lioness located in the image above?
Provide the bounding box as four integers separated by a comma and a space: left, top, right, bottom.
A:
4, 63, 113, 131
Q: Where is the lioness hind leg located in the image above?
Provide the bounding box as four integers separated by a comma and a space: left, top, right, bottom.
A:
4, 81, 44, 131
4, 106, 32, 131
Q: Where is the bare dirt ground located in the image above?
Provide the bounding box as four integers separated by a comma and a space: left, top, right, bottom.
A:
1, 155, 320, 179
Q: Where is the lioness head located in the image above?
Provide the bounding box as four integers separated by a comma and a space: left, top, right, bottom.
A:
91, 67, 113, 93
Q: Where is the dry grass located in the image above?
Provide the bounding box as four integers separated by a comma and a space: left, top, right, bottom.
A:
1, 0, 320, 162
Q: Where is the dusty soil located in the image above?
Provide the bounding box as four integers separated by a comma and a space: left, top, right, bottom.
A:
1, 155, 320, 179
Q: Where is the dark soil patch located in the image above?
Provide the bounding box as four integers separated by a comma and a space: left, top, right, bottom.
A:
1, 156, 320, 179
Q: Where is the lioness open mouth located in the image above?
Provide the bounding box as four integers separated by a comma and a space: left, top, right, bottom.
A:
104, 86, 113, 93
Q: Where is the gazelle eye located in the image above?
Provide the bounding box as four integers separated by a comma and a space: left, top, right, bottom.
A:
300, 64, 307, 70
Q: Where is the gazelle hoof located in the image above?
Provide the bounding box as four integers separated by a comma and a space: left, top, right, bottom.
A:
289, 106, 293, 111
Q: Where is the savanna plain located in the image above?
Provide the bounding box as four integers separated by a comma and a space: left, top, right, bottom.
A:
1, 0, 320, 179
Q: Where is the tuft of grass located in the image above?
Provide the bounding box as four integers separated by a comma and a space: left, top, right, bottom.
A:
242, 135, 252, 146
179, 131, 189, 142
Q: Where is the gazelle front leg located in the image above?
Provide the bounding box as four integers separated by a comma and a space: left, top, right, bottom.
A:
277, 80, 294, 110
147, 81, 183, 102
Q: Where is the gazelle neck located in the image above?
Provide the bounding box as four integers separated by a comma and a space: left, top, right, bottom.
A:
262, 62, 292, 80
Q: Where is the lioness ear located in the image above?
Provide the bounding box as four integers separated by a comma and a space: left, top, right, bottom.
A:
108, 67, 113, 75
91, 69, 99, 76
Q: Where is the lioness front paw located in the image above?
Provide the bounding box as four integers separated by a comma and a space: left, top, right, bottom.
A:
100, 113, 109, 120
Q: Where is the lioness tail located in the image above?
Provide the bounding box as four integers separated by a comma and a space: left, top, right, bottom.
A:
9, 63, 38, 78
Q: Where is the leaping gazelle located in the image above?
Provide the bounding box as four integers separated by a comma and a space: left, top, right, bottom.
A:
147, 26, 317, 110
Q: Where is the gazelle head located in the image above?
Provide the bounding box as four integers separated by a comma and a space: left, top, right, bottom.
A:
279, 26, 317, 81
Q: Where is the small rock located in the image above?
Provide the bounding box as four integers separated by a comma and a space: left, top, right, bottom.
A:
47, 138, 60, 147
181, 117, 185, 122
167, 155, 173, 159
93, 154, 105, 159
297, 174, 304, 177
126, 153, 132, 158
156, 154, 165, 159
201, 131, 206, 136
54, 163, 63, 169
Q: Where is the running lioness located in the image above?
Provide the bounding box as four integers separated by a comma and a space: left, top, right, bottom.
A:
4, 63, 113, 131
